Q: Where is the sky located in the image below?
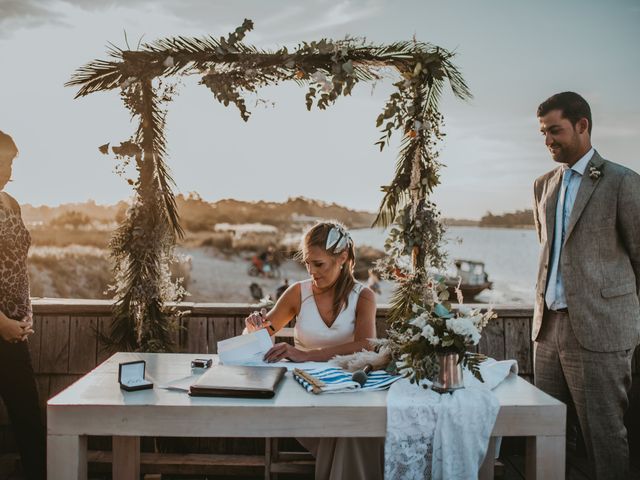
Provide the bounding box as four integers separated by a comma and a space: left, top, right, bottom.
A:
0, 0, 638, 219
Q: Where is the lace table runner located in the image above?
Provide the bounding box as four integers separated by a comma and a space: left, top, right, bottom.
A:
385, 359, 517, 480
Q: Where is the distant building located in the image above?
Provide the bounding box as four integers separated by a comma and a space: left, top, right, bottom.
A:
290, 213, 325, 223
214, 223, 278, 238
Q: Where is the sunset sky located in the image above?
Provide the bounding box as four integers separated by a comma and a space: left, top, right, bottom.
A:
1, 0, 638, 219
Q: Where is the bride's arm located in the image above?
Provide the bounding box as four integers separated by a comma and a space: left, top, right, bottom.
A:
244, 283, 300, 335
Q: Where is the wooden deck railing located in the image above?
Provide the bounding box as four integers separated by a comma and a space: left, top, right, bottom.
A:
1, 299, 638, 473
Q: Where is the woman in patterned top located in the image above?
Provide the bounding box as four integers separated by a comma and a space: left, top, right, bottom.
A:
0, 131, 46, 480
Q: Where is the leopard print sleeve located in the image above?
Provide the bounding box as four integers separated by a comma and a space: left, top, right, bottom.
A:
0, 198, 32, 322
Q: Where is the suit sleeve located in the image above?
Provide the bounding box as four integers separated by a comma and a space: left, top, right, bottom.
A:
532, 179, 542, 243
617, 170, 640, 296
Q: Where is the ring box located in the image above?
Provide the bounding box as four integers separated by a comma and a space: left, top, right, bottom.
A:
118, 360, 153, 391
191, 358, 213, 369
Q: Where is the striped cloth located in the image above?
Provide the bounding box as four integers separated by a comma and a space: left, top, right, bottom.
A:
293, 367, 400, 394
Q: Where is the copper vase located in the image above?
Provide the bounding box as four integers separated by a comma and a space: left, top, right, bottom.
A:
431, 352, 465, 393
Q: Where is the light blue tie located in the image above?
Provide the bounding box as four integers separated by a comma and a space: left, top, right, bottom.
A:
560, 169, 573, 244
545, 168, 573, 309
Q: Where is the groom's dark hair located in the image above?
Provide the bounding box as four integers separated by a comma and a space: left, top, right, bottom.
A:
537, 92, 592, 135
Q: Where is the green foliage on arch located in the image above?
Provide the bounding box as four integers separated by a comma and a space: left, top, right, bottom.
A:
68, 19, 471, 352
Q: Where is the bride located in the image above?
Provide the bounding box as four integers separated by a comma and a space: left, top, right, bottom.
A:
245, 221, 383, 480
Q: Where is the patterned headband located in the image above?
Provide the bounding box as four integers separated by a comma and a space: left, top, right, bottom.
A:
325, 225, 351, 253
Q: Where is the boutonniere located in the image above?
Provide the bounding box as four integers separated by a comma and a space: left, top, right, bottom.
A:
588, 165, 603, 180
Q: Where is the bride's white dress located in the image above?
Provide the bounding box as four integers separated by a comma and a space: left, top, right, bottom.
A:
294, 279, 383, 480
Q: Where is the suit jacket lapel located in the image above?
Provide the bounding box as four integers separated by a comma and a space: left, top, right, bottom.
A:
564, 151, 604, 243
545, 168, 563, 245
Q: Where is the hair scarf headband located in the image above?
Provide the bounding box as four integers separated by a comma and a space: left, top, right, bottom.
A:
325, 225, 351, 253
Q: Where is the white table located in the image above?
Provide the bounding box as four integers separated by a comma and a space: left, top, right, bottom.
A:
47, 353, 566, 480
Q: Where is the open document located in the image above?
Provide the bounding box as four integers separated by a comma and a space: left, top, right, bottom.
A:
217, 329, 273, 365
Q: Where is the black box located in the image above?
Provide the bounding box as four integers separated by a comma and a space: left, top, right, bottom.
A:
118, 360, 153, 391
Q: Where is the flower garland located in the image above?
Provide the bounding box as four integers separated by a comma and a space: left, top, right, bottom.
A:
68, 20, 471, 353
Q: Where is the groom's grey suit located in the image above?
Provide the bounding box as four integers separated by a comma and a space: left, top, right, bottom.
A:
532, 151, 640, 479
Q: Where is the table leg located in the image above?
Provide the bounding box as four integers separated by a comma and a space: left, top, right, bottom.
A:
478, 437, 496, 480
47, 434, 87, 480
113, 436, 140, 480
526, 435, 565, 480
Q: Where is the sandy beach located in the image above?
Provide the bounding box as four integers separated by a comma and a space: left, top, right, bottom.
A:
178, 246, 394, 304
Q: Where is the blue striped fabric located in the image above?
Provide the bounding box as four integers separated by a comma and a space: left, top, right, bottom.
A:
293, 367, 400, 394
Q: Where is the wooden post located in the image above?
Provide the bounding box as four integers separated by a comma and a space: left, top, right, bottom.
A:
48, 434, 87, 480
525, 435, 565, 480
113, 436, 141, 480
478, 436, 496, 480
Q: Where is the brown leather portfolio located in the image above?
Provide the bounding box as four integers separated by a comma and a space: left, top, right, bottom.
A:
189, 365, 286, 399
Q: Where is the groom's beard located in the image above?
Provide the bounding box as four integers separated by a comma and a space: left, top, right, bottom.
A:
550, 136, 580, 165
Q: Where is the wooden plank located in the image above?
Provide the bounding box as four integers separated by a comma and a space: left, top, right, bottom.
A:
207, 317, 236, 354
97, 316, 116, 364
49, 375, 83, 400
28, 315, 44, 372
234, 316, 245, 336
88, 451, 265, 476
184, 317, 208, 354
69, 316, 98, 374
39, 315, 70, 374
375, 316, 387, 339
113, 436, 140, 480
479, 317, 505, 360
167, 315, 180, 352
31, 299, 535, 320
504, 317, 532, 375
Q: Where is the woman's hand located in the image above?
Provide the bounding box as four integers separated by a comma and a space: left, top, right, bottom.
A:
263, 342, 309, 363
0, 313, 33, 343
20, 315, 34, 341
244, 308, 271, 334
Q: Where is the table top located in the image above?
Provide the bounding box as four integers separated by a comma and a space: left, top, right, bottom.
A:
47, 353, 565, 438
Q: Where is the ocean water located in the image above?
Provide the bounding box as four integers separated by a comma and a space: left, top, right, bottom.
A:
350, 226, 540, 305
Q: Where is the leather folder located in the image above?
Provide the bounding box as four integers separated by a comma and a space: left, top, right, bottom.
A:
189, 365, 286, 399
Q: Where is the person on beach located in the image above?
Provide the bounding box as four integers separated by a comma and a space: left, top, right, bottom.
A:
367, 268, 382, 295
0, 131, 46, 480
275, 278, 289, 300
532, 92, 640, 479
244, 221, 381, 480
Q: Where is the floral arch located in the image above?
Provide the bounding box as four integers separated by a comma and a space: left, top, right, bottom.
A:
68, 19, 471, 367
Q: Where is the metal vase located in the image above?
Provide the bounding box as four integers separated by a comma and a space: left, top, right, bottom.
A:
431, 352, 465, 394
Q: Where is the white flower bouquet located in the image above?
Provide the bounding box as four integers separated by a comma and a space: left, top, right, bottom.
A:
380, 276, 496, 385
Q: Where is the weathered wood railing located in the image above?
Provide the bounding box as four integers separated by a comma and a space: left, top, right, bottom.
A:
1, 299, 638, 474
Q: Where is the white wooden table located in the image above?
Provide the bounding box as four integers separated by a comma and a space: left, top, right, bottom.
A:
47, 353, 565, 480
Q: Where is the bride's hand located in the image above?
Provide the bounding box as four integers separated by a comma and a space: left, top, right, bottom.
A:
244, 308, 271, 333
263, 342, 308, 363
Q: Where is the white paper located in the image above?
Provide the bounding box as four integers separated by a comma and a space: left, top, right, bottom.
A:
245, 360, 334, 371
159, 374, 202, 392
217, 329, 274, 365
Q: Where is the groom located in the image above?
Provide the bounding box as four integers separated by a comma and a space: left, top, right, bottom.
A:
532, 91, 640, 479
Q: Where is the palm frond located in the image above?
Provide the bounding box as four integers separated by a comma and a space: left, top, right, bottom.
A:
66, 60, 124, 97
